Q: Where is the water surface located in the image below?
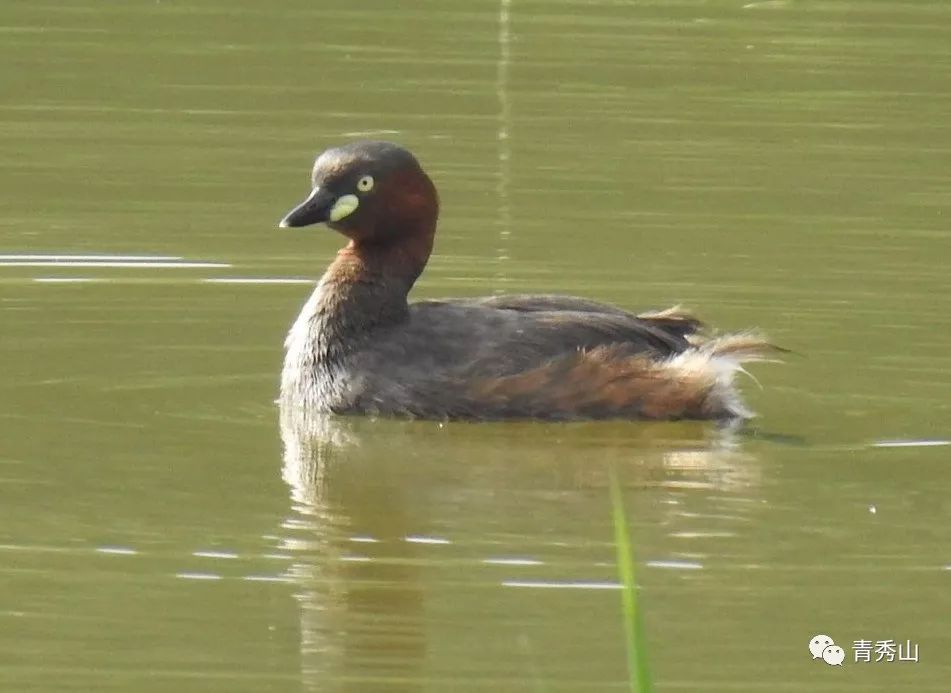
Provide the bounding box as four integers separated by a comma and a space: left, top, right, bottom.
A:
2, 1, 950, 691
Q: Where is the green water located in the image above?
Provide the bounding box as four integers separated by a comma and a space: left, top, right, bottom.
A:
2, 1, 950, 690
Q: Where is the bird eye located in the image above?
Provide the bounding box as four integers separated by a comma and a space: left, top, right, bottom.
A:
356, 175, 374, 192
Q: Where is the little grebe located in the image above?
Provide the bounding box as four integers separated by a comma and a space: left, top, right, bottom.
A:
278, 141, 774, 421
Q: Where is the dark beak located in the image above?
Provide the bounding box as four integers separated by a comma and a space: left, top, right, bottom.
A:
279, 187, 335, 228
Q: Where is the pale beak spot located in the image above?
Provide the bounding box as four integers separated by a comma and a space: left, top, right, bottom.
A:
329, 194, 359, 222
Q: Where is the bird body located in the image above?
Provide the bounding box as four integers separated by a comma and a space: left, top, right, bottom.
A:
278, 141, 775, 421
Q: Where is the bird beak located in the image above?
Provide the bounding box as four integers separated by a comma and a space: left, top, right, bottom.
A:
278, 187, 335, 228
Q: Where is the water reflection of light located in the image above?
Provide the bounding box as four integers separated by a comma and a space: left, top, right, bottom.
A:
11, 260, 229, 268
872, 439, 950, 448
503, 580, 621, 590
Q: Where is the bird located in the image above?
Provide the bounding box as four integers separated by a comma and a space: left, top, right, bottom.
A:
277, 141, 776, 421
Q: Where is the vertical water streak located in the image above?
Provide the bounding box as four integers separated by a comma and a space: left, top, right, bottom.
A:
494, 0, 513, 293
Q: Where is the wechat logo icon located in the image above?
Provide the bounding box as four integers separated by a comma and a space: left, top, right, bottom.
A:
809, 634, 844, 666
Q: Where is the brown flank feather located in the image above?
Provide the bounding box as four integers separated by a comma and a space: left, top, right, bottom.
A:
469, 333, 781, 421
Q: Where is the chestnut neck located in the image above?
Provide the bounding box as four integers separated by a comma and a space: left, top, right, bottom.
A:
310, 223, 435, 344
339, 227, 434, 289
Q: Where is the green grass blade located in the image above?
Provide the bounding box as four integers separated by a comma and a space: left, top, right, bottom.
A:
609, 468, 653, 693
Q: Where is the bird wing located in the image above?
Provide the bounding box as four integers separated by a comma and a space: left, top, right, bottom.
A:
416, 294, 702, 352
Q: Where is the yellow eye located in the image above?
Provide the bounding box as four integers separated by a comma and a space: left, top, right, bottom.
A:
356, 175, 374, 192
